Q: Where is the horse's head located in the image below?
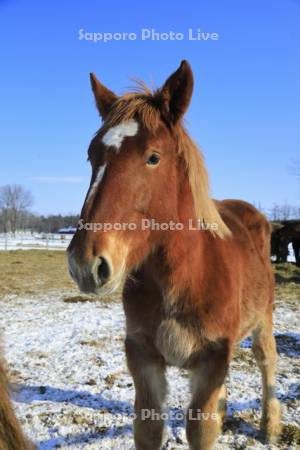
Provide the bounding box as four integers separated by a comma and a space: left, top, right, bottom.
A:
68, 61, 229, 295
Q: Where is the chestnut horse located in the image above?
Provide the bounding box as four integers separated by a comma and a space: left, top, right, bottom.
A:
0, 350, 35, 450
68, 61, 281, 449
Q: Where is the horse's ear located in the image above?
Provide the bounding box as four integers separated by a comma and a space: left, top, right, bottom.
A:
90, 73, 118, 119
159, 60, 194, 125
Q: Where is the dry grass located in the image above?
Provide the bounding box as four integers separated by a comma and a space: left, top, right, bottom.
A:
0, 251, 299, 302
274, 262, 300, 300
0, 250, 100, 302
0, 250, 121, 302
0, 250, 72, 297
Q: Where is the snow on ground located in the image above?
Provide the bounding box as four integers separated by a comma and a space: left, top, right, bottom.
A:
0, 293, 299, 449
0, 233, 72, 251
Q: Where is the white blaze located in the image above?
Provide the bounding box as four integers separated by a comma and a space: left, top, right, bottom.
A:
86, 164, 106, 203
102, 120, 138, 151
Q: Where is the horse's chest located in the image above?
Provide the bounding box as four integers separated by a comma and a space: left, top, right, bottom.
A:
155, 318, 199, 367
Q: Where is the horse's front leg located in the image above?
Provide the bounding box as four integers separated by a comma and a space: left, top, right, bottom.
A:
186, 344, 229, 450
125, 334, 167, 450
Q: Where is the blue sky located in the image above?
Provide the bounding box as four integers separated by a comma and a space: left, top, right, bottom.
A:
0, 0, 299, 215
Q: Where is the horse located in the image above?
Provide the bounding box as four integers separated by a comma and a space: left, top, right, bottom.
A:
293, 237, 300, 266
67, 61, 281, 449
271, 225, 289, 263
281, 220, 300, 266
0, 350, 35, 450
271, 220, 300, 265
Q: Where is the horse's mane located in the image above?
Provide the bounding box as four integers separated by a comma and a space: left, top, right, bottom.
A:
102, 84, 231, 239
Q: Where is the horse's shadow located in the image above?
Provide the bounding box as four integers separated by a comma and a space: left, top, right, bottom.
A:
14, 384, 133, 448
275, 273, 300, 284
38, 427, 132, 449
240, 333, 300, 358
14, 384, 132, 414
275, 332, 300, 358
15, 381, 299, 448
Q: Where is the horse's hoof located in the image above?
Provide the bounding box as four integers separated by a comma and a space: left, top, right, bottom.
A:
260, 399, 282, 443
217, 385, 227, 424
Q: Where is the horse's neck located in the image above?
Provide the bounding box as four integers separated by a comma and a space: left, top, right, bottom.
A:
149, 184, 208, 303
162, 227, 206, 299
142, 176, 216, 304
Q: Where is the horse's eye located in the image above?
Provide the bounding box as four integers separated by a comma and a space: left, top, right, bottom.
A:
146, 153, 160, 166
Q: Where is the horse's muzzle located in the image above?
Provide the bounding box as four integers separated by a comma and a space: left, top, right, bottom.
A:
67, 251, 112, 294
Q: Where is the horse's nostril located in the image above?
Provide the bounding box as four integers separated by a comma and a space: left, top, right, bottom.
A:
97, 257, 111, 285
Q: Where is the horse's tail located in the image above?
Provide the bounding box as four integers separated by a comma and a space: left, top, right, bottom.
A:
0, 351, 36, 450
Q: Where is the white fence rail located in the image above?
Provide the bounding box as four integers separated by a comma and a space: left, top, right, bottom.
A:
0, 232, 73, 251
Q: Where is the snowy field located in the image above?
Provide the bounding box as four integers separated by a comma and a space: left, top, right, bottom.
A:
0, 293, 299, 449
0, 233, 72, 251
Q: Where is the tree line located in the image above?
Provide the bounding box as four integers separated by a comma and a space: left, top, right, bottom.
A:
0, 211, 80, 234
0, 184, 79, 234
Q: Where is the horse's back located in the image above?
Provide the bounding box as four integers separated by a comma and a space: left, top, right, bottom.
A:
217, 199, 271, 262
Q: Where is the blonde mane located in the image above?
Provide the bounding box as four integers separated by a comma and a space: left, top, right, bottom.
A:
102, 88, 231, 239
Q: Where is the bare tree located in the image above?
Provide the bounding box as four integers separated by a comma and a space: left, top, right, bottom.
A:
280, 202, 293, 220
268, 204, 282, 221
0, 185, 34, 233
268, 202, 300, 221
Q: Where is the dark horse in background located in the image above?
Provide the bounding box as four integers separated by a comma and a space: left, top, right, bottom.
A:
271, 220, 300, 265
